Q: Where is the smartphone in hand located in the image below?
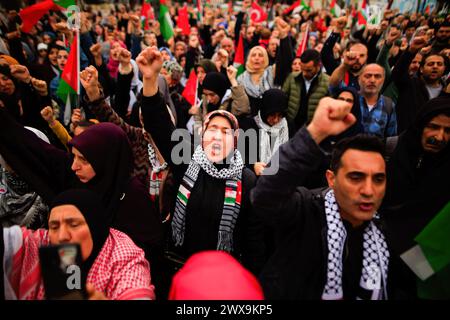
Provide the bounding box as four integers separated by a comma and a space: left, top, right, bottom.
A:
39, 243, 87, 300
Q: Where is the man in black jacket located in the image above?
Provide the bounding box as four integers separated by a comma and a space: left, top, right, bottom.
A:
382, 95, 450, 299
251, 97, 390, 300
391, 36, 449, 133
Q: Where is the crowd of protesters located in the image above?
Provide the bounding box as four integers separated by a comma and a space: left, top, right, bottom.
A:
0, 0, 449, 300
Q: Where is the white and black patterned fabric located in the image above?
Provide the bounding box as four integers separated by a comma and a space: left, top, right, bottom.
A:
322, 189, 389, 300
171, 145, 244, 252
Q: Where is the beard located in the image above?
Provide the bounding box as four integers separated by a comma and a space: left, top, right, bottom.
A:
351, 63, 363, 73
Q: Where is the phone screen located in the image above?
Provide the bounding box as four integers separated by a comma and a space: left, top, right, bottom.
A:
39, 243, 87, 300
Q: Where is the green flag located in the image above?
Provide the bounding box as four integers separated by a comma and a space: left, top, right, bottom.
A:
159, 1, 174, 41
53, 0, 76, 9
401, 201, 450, 299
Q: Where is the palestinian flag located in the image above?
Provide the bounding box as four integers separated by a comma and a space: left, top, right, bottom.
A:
19, 0, 76, 33
159, 0, 174, 41
182, 70, 198, 106
196, 0, 203, 23
141, 0, 155, 30
296, 23, 309, 57
56, 31, 79, 125
283, 0, 310, 16
233, 34, 245, 77
401, 201, 450, 299
357, 0, 368, 28
224, 186, 237, 205
420, 0, 431, 15
53, 0, 76, 8
177, 184, 190, 206
177, 5, 191, 36
330, 0, 342, 18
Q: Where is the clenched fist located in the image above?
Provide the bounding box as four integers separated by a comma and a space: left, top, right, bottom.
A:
40, 106, 55, 124
307, 97, 356, 144
31, 78, 48, 96
80, 65, 101, 101
10, 64, 31, 83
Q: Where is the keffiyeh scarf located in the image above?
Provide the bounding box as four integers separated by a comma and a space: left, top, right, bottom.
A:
172, 145, 244, 252
322, 189, 389, 300
0, 169, 48, 228
238, 66, 274, 98
254, 111, 289, 164
147, 143, 168, 201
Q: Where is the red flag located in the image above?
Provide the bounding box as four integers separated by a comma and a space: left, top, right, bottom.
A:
250, 3, 268, 23
141, 1, 151, 17
141, 1, 151, 30
233, 34, 245, 66
177, 5, 191, 36
282, 0, 301, 15
19, 0, 60, 33
141, 0, 155, 30
233, 34, 245, 76
61, 32, 79, 93
182, 70, 198, 106
296, 24, 309, 57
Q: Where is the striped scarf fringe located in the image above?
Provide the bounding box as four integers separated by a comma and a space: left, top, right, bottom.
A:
172, 145, 243, 252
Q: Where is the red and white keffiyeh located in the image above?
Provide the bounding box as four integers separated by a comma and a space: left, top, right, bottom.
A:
3, 227, 155, 300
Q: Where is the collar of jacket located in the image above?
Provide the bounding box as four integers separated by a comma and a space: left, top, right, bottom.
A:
295, 70, 322, 82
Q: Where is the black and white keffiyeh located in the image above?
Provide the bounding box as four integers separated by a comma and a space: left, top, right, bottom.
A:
322, 189, 389, 300
172, 145, 244, 252
147, 143, 168, 200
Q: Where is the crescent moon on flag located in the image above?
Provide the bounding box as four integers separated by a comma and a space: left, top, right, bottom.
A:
250, 9, 261, 22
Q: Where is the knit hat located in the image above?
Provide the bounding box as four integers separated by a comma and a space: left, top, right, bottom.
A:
169, 251, 264, 300
260, 89, 288, 124
202, 72, 228, 100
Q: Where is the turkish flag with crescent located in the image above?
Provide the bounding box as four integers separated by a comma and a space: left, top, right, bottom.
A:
250, 2, 267, 23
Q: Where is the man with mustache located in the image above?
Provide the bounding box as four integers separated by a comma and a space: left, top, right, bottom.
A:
358, 64, 397, 139
382, 95, 450, 299
252, 97, 391, 300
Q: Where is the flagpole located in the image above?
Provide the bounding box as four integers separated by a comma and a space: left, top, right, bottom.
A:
77, 28, 80, 109
76, 0, 80, 110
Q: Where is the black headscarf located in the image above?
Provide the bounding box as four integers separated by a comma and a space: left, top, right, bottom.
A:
195, 59, 218, 95
49, 189, 109, 278
203, 72, 228, 101
332, 86, 363, 139
260, 89, 288, 125
68, 123, 133, 223
202, 72, 229, 112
